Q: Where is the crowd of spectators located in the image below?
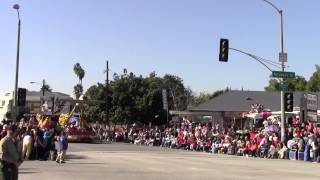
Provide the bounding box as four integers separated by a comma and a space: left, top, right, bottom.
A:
101, 117, 320, 163
2, 112, 320, 164
1, 115, 68, 163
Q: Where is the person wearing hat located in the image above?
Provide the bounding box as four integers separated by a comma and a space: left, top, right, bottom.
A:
0, 124, 23, 180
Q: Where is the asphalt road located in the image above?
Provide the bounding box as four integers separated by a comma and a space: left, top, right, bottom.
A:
19, 143, 320, 180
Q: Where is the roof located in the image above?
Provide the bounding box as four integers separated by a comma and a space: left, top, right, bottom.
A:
27, 91, 71, 97
26, 91, 72, 101
189, 91, 320, 112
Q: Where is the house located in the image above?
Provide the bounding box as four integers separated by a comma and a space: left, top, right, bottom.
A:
0, 91, 73, 120
171, 91, 320, 128
0, 93, 14, 121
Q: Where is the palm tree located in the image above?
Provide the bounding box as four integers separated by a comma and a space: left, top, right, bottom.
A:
73, 63, 86, 99
73, 63, 85, 85
78, 69, 85, 85
40, 84, 52, 93
74, 84, 83, 99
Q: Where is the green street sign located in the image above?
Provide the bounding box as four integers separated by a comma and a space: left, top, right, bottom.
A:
279, 84, 288, 91
272, 71, 295, 79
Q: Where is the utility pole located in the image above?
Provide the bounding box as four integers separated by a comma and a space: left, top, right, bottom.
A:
279, 10, 286, 143
12, 4, 21, 121
41, 79, 46, 112
262, 0, 287, 142
42, 79, 45, 97
105, 61, 109, 125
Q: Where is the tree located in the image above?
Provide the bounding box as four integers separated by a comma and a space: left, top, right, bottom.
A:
265, 75, 307, 91
83, 72, 192, 125
162, 74, 190, 111
287, 76, 307, 91
74, 84, 83, 99
73, 63, 85, 85
73, 63, 85, 99
84, 83, 107, 123
264, 78, 280, 91
307, 65, 320, 92
110, 72, 146, 125
40, 84, 52, 93
194, 90, 224, 106
85, 83, 105, 100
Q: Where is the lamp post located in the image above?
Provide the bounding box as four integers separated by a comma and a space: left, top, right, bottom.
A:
12, 4, 21, 121
105, 61, 109, 125
262, 0, 286, 142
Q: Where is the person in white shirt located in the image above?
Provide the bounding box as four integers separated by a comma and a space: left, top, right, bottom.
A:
22, 133, 33, 160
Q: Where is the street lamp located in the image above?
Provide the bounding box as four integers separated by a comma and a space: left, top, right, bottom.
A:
262, 0, 287, 142
30, 79, 46, 97
12, 4, 21, 121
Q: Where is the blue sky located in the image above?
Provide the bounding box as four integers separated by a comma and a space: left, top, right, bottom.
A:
1, 0, 319, 97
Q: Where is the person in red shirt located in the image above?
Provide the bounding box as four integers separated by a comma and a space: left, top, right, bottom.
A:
190, 138, 197, 151
295, 127, 302, 137
249, 129, 256, 141
256, 134, 262, 146
244, 141, 251, 157
249, 140, 258, 157
207, 122, 212, 131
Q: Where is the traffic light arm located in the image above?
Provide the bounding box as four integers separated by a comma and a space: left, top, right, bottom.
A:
229, 47, 274, 73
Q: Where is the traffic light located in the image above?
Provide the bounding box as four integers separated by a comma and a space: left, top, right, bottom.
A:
219, 38, 229, 62
17, 88, 26, 106
284, 92, 293, 112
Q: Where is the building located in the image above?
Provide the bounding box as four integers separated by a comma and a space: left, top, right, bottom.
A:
27, 91, 73, 114
171, 91, 320, 128
0, 92, 13, 121
0, 91, 73, 120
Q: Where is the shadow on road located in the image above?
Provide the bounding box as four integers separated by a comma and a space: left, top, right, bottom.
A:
66, 154, 88, 160
20, 171, 39, 174
20, 168, 36, 171
68, 162, 105, 165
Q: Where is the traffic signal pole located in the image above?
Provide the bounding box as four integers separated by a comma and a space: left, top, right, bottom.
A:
219, 1, 287, 142
262, 0, 286, 142
279, 10, 286, 143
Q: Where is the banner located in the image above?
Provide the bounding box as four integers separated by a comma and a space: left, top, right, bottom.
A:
161, 88, 168, 110
306, 93, 318, 122
306, 94, 318, 111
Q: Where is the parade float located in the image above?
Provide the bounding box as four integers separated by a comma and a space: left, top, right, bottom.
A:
35, 95, 103, 143
57, 100, 99, 142
242, 103, 298, 132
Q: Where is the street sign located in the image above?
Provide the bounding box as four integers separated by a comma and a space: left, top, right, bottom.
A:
279, 52, 287, 62
279, 84, 288, 91
272, 71, 295, 79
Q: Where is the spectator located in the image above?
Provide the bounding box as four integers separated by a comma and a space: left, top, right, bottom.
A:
278, 142, 288, 159
34, 128, 45, 160
311, 136, 319, 163
0, 125, 23, 180
56, 131, 68, 164
22, 132, 33, 160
